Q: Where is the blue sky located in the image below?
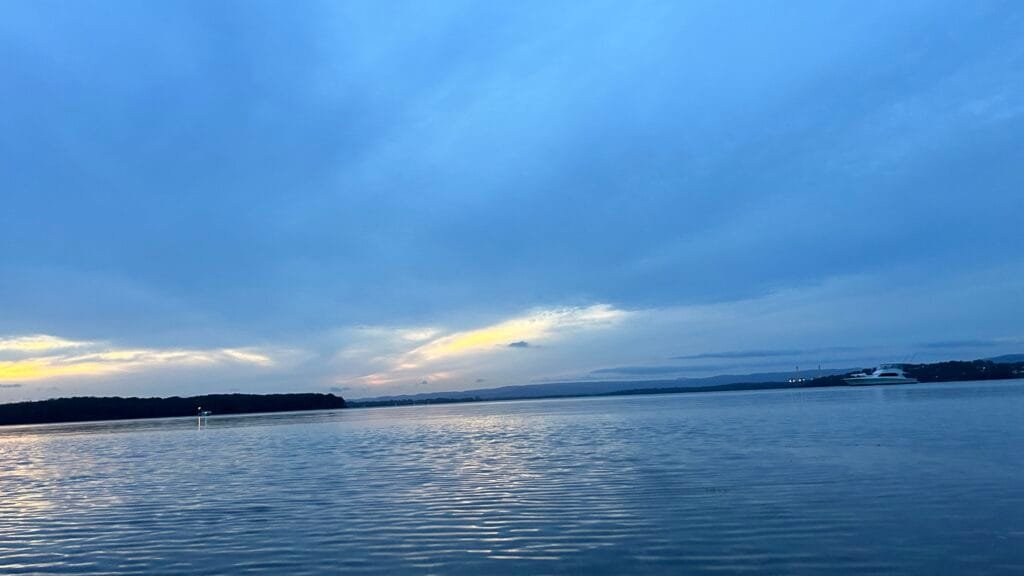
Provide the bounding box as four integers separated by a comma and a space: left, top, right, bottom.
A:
1, 1, 1022, 400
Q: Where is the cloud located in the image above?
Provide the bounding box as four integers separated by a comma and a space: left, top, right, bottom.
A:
408, 305, 626, 362
396, 329, 440, 342
0, 335, 90, 356
336, 304, 629, 389
0, 383, 22, 388
0, 335, 276, 383
672, 350, 803, 360
672, 346, 867, 361
591, 365, 686, 376
0, 2, 1021, 400
1, 1, 1019, 349
920, 339, 1000, 349
590, 360, 829, 377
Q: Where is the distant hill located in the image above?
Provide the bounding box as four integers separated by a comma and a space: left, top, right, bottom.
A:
350, 368, 853, 405
350, 358, 1024, 408
904, 360, 1024, 382
0, 393, 346, 426
987, 354, 1024, 364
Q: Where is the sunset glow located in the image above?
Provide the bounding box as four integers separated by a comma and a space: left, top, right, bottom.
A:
0, 337, 275, 383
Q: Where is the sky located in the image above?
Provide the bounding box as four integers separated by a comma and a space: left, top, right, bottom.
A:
1, 0, 1022, 401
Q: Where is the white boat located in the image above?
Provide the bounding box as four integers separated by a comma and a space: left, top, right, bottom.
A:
844, 364, 918, 386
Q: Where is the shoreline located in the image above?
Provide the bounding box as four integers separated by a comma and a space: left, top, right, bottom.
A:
0, 392, 345, 427
346, 374, 1024, 409
3, 358, 1022, 426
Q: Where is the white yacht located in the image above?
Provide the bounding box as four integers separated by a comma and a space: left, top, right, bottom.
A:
844, 364, 918, 385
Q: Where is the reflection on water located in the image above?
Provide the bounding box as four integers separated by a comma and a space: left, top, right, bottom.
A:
2, 381, 1023, 574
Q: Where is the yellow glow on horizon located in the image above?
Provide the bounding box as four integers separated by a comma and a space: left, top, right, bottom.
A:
353, 304, 629, 387
0, 334, 91, 353
0, 359, 119, 381
0, 335, 277, 383
420, 322, 533, 358
415, 305, 627, 361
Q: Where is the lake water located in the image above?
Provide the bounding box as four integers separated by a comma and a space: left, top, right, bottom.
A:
2, 381, 1023, 574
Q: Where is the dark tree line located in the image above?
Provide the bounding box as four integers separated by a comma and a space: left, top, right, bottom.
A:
903, 360, 1024, 383
0, 393, 346, 426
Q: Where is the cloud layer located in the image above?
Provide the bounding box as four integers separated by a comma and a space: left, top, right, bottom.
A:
0, 1, 1021, 400
0, 335, 274, 383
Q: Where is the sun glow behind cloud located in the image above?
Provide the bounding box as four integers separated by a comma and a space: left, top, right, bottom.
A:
0, 335, 275, 383
346, 305, 629, 387
415, 305, 626, 360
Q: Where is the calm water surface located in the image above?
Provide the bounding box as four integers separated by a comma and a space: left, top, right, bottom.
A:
2, 381, 1023, 574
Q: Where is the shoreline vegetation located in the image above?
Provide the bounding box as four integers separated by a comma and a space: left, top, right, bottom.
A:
0, 393, 345, 427
1, 359, 1021, 426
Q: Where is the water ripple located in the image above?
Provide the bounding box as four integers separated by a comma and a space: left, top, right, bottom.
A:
2, 382, 1024, 574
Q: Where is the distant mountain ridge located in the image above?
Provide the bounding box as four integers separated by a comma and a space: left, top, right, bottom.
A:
352, 368, 853, 403
987, 354, 1024, 364
350, 357, 1024, 407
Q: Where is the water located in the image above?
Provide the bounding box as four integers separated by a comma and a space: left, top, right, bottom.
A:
2, 381, 1023, 575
